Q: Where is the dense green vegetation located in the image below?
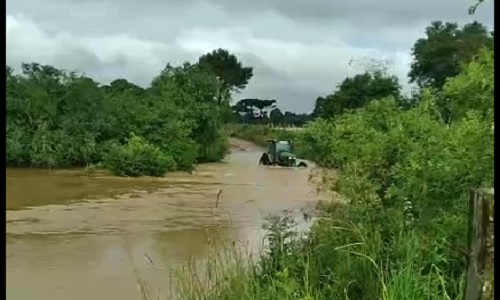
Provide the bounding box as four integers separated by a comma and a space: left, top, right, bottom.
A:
6, 49, 253, 176
179, 17, 494, 300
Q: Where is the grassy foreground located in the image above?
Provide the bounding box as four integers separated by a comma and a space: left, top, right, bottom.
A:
166, 211, 467, 300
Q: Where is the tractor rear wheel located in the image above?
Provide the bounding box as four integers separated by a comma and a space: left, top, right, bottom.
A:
297, 161, 308, 168
259, 153, 272, 166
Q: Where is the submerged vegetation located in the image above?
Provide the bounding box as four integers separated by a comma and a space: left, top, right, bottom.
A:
179, 19, 494, 300
6, 49, 253, 176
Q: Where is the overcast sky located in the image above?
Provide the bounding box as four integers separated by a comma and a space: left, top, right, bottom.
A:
6, 0, 494, 113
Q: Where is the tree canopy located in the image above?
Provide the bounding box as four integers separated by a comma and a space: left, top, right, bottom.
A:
6, 49, 247, 176
312, 71, 401, 119
408, 21, 493, 89
198, 48, 254, 93
232, 98, 277, 119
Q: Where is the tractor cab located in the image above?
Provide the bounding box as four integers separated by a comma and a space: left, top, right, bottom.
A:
260, 140, 295, 167
259, 139, 307, 168
267, 140, 293, 160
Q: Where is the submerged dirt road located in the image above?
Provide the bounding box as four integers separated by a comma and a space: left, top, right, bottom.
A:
6, 139, 327, 300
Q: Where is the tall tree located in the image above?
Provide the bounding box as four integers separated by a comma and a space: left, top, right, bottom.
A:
311, 96, 327, 118
150, 63, 229, 162
233, 98, 277, 120
269, 108, 284, 124
198, 48, 253, 94
408, 21, 493, 89
253, 99, 277, 119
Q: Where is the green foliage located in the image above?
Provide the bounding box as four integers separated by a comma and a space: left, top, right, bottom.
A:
198, 48, 253, 92
313, 71, 401, 119
104, 135, 175, 177
409, 21, 493, 89
174, 211, 466, 300
291, 49, 491, 300
151, 63, 231, 163
6, 49, 244, 175
269, 108, 285, 124
440, 48, 494, 123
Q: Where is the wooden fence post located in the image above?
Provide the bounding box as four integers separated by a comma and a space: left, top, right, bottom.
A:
465, 188, 494, 300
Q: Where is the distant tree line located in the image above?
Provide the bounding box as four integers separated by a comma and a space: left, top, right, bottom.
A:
231, 98, 312, 127
230, 21, 493, 128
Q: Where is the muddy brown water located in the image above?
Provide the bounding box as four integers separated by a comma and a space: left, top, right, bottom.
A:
6, 139, 327, 300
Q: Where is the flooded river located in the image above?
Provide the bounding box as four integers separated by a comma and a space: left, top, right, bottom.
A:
6, 139, 327, 300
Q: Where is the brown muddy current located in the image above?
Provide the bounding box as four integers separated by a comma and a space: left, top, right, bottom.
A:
6, 139, 328, 300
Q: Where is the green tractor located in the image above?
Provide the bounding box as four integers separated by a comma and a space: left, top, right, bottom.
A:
258, 140, 308, 168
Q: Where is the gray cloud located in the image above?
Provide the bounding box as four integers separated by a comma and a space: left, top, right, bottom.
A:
6, 0, 494, 112
204, 0, 494, 27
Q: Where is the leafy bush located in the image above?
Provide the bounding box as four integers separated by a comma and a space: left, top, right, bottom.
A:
104, 135, 176, 177
440, 48, 494, 123
6, 124, 31, 165
292, 49, 492, 299
6, 58, 241, 175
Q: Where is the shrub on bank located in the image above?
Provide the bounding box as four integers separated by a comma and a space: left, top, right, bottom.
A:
105, 135, 176, 177
6, 62, 232, 176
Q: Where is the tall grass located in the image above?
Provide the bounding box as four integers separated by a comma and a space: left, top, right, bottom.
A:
163, 210, 466, 300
